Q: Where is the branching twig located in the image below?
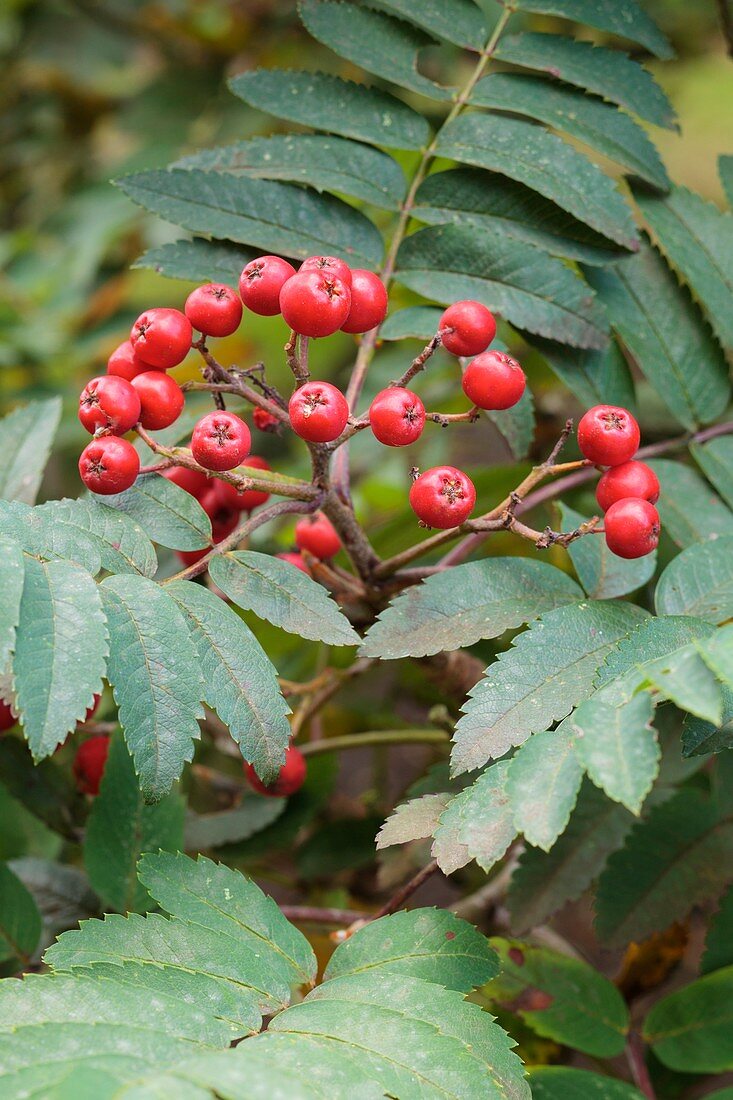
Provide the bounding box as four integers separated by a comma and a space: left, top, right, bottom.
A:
626, 1032, 656, 1099
426, 406, 480, 427
392, 332, 443, 389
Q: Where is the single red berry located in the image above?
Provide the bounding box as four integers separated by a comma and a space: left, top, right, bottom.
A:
191, 412, 251, 472
295, 513, 341, 560
253, 406, 281, 433
184, 283, 243, 338
369, 388, 425, 447
176, 547, 209, 567
596, 460, 660, 513
409, 466, 476, 529
604, 498, 660, 559
73, 735, 110, 796
107, 340, 147, 382
340, 269, 388, 334
130, 307, 192, 370
462, 351, 526, 410
577, 405, 640, 466
300, 255, 352, 288
78, 376, 141, 436
79, 436, 140, 495
131, 371, 185, 431
276, 551, 310, 574
280, 272, 351, 338
214, 456, 271, 512
161, 465, 209, 497
439, 301, 497, 357
0, 699, 17, 732
244, 744, 307, 798
196, 487, 241, 544
239, 255, 297, 316
289, 381, 349, 443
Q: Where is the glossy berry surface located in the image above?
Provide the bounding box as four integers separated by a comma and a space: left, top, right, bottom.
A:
440, 301, 496, 357
253, 406, 280, 432
596, 460, 660, 512
130, 307, 192, 369
341, 269, 388, 334
161, 465, 209, 497
577, 405, 640, 467
300, 255, 352, 288
73, 735, 110, 796
409, 466, 476, 529
295, 513, 341, 560
244, 744, 307, 798
191, 412, 251, 472
0, 699, 17, 732
239, 255, 297, 316
185, 283, 243, 337
462, 351, 526, 410
280, 272, 351, 337
604, 498, 660, 559
78, 375, 141, 436
289, 382, 349, 443
276, 551, 310, 574
79, 436, 140, 495
107, 340, 146, 382
131, 371, 184, 431
369, 388, 425, 447
214, 455, 271, 511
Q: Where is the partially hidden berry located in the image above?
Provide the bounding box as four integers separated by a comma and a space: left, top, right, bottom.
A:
577, 405, 640, 467
198, 486, 241, 543
131, 371, 185, 431
191, 411, 251, 472
0, 699, 17, 732
604, 498, 660, 559
369, 387, 425, 447
244, 744, 307, 798
185, 283, 243, 337
596, 460, 660, 512
239, 255, 297, 316
295, 513, 341, 560
289, 381, 349, 443
341, 269, 388, 334
214, 455, 271, 512
439, 301, 496, 357
280, 272, 351, 338
300, 255, 352, 288
253, 406, 281, 433
462, 351, 526, 410
79, 436, 140, 495
276, 551, 310, 574
409, 466, 476, 529
78, 375, 141, 435
130, 307, 192, 370
161, 465, 209, 497
107, 340, 146, 382
73, 734, 110, 796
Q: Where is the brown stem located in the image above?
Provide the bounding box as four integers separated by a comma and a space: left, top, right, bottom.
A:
370, 859, 441, 921
626, 1032, 656, 1099
426, 406, 480, 427
392, 332, 443, 389
279, 905, 367, 925
192, 338, 288, 423
290, 658, 374, 738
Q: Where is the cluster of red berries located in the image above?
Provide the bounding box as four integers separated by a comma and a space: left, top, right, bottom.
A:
1, 696, 110, 796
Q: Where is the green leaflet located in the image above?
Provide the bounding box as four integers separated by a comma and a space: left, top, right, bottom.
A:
510, 0, 673, 59
644, 966, 733, 1072
691, 435, 733, 510
367, 0, 490, 51
434, 761, 516, 874
0, 863, 41, 964
533, 337, 635, 408
530, 1066, 645, 1099
655, 535, 733, 622
376, 793, 452, 849
0, 398, 61, 507
0, 539, 24, 673
507, 723, 583, 851
572, 690, 658, 813
647, 459, 733, 547
379, 306, 444, 341
100, 472, 211, 552
702, 883, 733, 974
559, 503, 656, 599
135, 238, 258, 283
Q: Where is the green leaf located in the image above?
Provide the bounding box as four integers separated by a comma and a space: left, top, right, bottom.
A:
534, 337, 635, 408
0, 862, 42, 963
324, 908, 499, 992
572, 690, 658, 813
298, 0, 453, 102
379, 306, 444, 341
0, 398, 61, 506
100, 472, 211, 552
376, 792, 452, 849
9, 858, 98, 943
84, 733, 185, 913
494, 33, 676, 130
0, 739, 78, 840
507, 723, 583, 851
722, 154, 733, 207
644, 966, 733, 1072
135, 238, 257, 283
647, 459, 733, 547
595, 788, 733, 945
486, 388, 536, 460
682, 692, 733, 757
511, 0, 673, 58
485, 937, 629, 1057
452, 601, 647, 775
368, 0, 490, 51
473, 74, 669, 190
167, 581, 291, 784
559, 503, 656, 599
433, 761, 516, 874
13, 557, 108, 759
697, 625, 733, 692
210, 551, 360, 647
691, 435, 733, 510
585, 246, 730, 430
530, 1066, 645, 1099
437, 113, 638, 250
396, 225, 608, 349
184, 798, 285, 849
100, 575, 205, 801
116, 169, 384, 269
637, 185, 733, 350
655, 536, 733, 623
229, 69, 430, 151
0, 539, 24, 673
361, 558, 582, 659
175, 135, 405, 211
702, 883, 733, 974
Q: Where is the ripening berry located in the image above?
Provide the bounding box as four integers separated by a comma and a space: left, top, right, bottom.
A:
214, 456, 272, 512
280, 272, 351, 337
462, 351, 526, 410
198, 486, 241, 544
107, 340, 146, 382
0, 699, 17, 732
596, 460, 660, 513
276, 551, 310, 574
289, 381, 349, 443
253, 406, 281, 433
244, 744, 307, 798
604, 498, 660, 559
78, 376, 141, 436
341, 269, 388, 334
369, 388, 425, 447
295, 513, 341, 560
130, 307, 192, 370
439, 301, 496, 357
131, 372, 184, 431
185, 283, 243, 338
409, 466, 476, 529
577, 405, 640, 467
161, 465, 209, 498
300, 255, 352, 288
79, 436, 140, 495
191, 412, 251, 472
239, 256, 297, 316
73, 734, 110, 796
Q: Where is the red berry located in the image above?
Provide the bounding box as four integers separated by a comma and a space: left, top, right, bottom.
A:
409, 466, 476, 529
130, 307, 192, 370
462, 351, 526, 410
161, 465, 209, 497
85, 694, 101, 722
289, 382, 349, 443
73, 735, 110, 796
295, 513, 341, 560
439, 301, 496, 357
214, 456, 271, 512
131, 371, 185, 431
577, 405, 640, 467
253, 406, 281, 433
78, 376, 141, 436
198, 488, 241, 544
596, 460, 660, 513
300, 255, 352, 288
0, 699, 17, 732
185, 283, 243, 338
244, 744, 307, 798
604, 498, 660, 559
276, 551, 310, 574
176, 548, 209, 567
79, 436, 140, 495
341, 269, 388, 334
239, 256, 297, 316
280, 272, 351, 338
191, 412, 251, 472
107, 340, 147, 382
369, 388, 425, 447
